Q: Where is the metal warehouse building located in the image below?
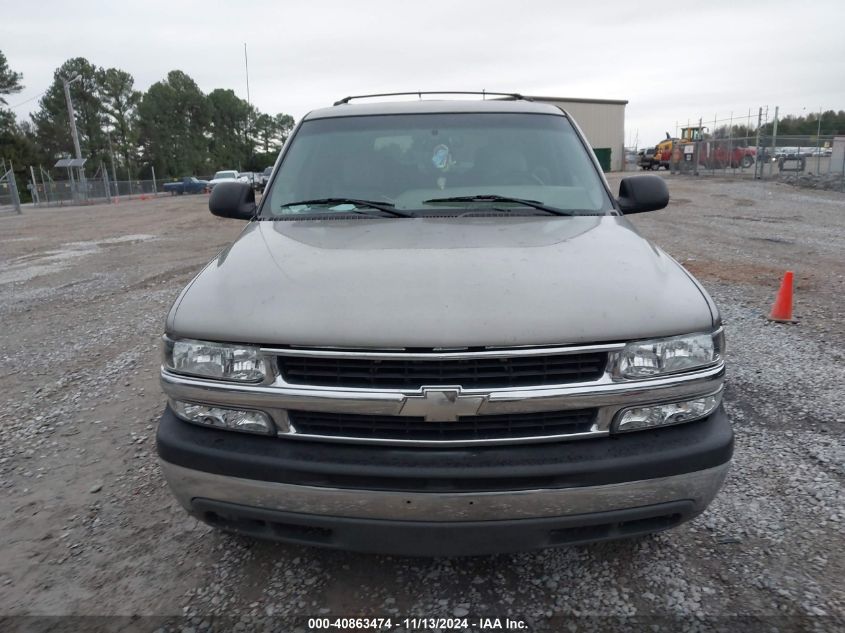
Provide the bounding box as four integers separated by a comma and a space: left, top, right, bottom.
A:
528, 96, 628, 172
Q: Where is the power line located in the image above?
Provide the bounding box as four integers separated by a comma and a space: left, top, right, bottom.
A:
7, 89, 48, 109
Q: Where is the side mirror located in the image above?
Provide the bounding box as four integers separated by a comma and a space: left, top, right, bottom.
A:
617, 175, 670, 214
209, 181, 256, 220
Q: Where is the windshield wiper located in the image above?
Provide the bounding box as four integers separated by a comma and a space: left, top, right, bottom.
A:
422, 195, 574, 216
278, 198, 413, 217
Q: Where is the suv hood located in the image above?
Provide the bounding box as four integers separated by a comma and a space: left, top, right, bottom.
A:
168, 216, 714, 348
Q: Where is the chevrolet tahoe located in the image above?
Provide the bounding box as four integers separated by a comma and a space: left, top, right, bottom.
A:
156, 94, 732, 556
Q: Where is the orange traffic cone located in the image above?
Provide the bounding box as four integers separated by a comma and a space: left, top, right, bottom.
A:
768, 271, 796, 323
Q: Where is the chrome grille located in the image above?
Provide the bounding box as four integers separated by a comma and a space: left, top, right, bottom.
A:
278, 351, 608, 389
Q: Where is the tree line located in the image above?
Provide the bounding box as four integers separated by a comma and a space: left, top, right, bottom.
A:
759, 111, 845, 137
0, 50, 294, 182
708, 111, 845, 141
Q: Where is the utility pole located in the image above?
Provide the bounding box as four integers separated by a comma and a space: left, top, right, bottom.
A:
770, 106, 779, 173
62, 75, 83, 162
728, 111, 734, 171
107, 130, 118, 197
244, 43, 251, 110
244, 42, 253, 171
754, 107, 763, 180
694, 117, 702, 176
62, 74, 85, 189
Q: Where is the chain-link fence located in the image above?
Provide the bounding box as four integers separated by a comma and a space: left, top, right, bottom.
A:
30, 176, 166, 207
1, 168, 22, 214
637, 109, 845, 192
21, 170, 261, 208
656, 134, 840, 176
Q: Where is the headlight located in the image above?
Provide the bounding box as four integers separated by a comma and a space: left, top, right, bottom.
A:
614, 330, 723, 379
614, 389, 723, 432
163, 337, 268, 382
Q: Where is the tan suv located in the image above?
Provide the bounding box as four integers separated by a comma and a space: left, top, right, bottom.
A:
157, 93, 732, 555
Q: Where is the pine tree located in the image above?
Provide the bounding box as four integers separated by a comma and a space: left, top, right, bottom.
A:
136, 70, 210, 177
0, 49, 24, 105
97, 67, 141, 179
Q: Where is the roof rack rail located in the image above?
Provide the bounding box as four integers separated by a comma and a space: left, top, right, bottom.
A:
333, 91, 529, 106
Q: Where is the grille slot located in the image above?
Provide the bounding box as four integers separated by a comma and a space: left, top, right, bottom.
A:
279, 351, 608, 389
288, 409, 597, 442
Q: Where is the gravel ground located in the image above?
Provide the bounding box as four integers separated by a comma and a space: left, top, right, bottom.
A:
0, 177, 843, 632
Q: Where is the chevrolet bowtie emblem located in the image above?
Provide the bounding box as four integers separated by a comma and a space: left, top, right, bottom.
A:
400, 388, 488, 422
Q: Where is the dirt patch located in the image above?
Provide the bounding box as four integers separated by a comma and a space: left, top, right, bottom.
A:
681, 259, 812, 289
611, 173, 844, 338
0, 234, 157, 285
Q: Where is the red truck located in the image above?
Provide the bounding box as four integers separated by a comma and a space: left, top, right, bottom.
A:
653, 127, 756, 170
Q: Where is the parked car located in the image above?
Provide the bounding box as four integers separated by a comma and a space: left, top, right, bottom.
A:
776, 147, 820, 159
206, 170, 245, 191
238, 171, 261, 190
157, 95, 732, 556
638, 147, 657, 170
162, 176, 209, 195
259, 166, 273, 189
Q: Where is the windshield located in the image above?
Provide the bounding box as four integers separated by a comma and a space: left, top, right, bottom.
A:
214, 171, 237, 180
262, 113, 613, 217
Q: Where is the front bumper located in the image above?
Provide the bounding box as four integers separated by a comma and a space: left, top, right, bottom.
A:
157, 405, 732, 555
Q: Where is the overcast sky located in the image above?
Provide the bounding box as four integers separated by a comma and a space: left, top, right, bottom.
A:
3, 0, 844, 147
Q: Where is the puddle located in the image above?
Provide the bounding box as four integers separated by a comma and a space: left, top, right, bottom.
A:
65, 234, 156, 249
748, 236, 795, 245
0, 234, 156, 285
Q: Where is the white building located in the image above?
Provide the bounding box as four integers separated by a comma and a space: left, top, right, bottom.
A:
527, 96, 628, 172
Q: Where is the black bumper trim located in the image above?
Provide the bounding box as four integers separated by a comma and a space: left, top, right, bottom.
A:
192, 498, 699, 556
156, 405, 732, 492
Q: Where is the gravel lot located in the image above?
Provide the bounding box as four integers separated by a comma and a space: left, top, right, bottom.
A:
1, 176, 843, 632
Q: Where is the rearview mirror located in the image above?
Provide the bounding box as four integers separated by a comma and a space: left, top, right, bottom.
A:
209, 181, 256, 220
617, 175, 670, 214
